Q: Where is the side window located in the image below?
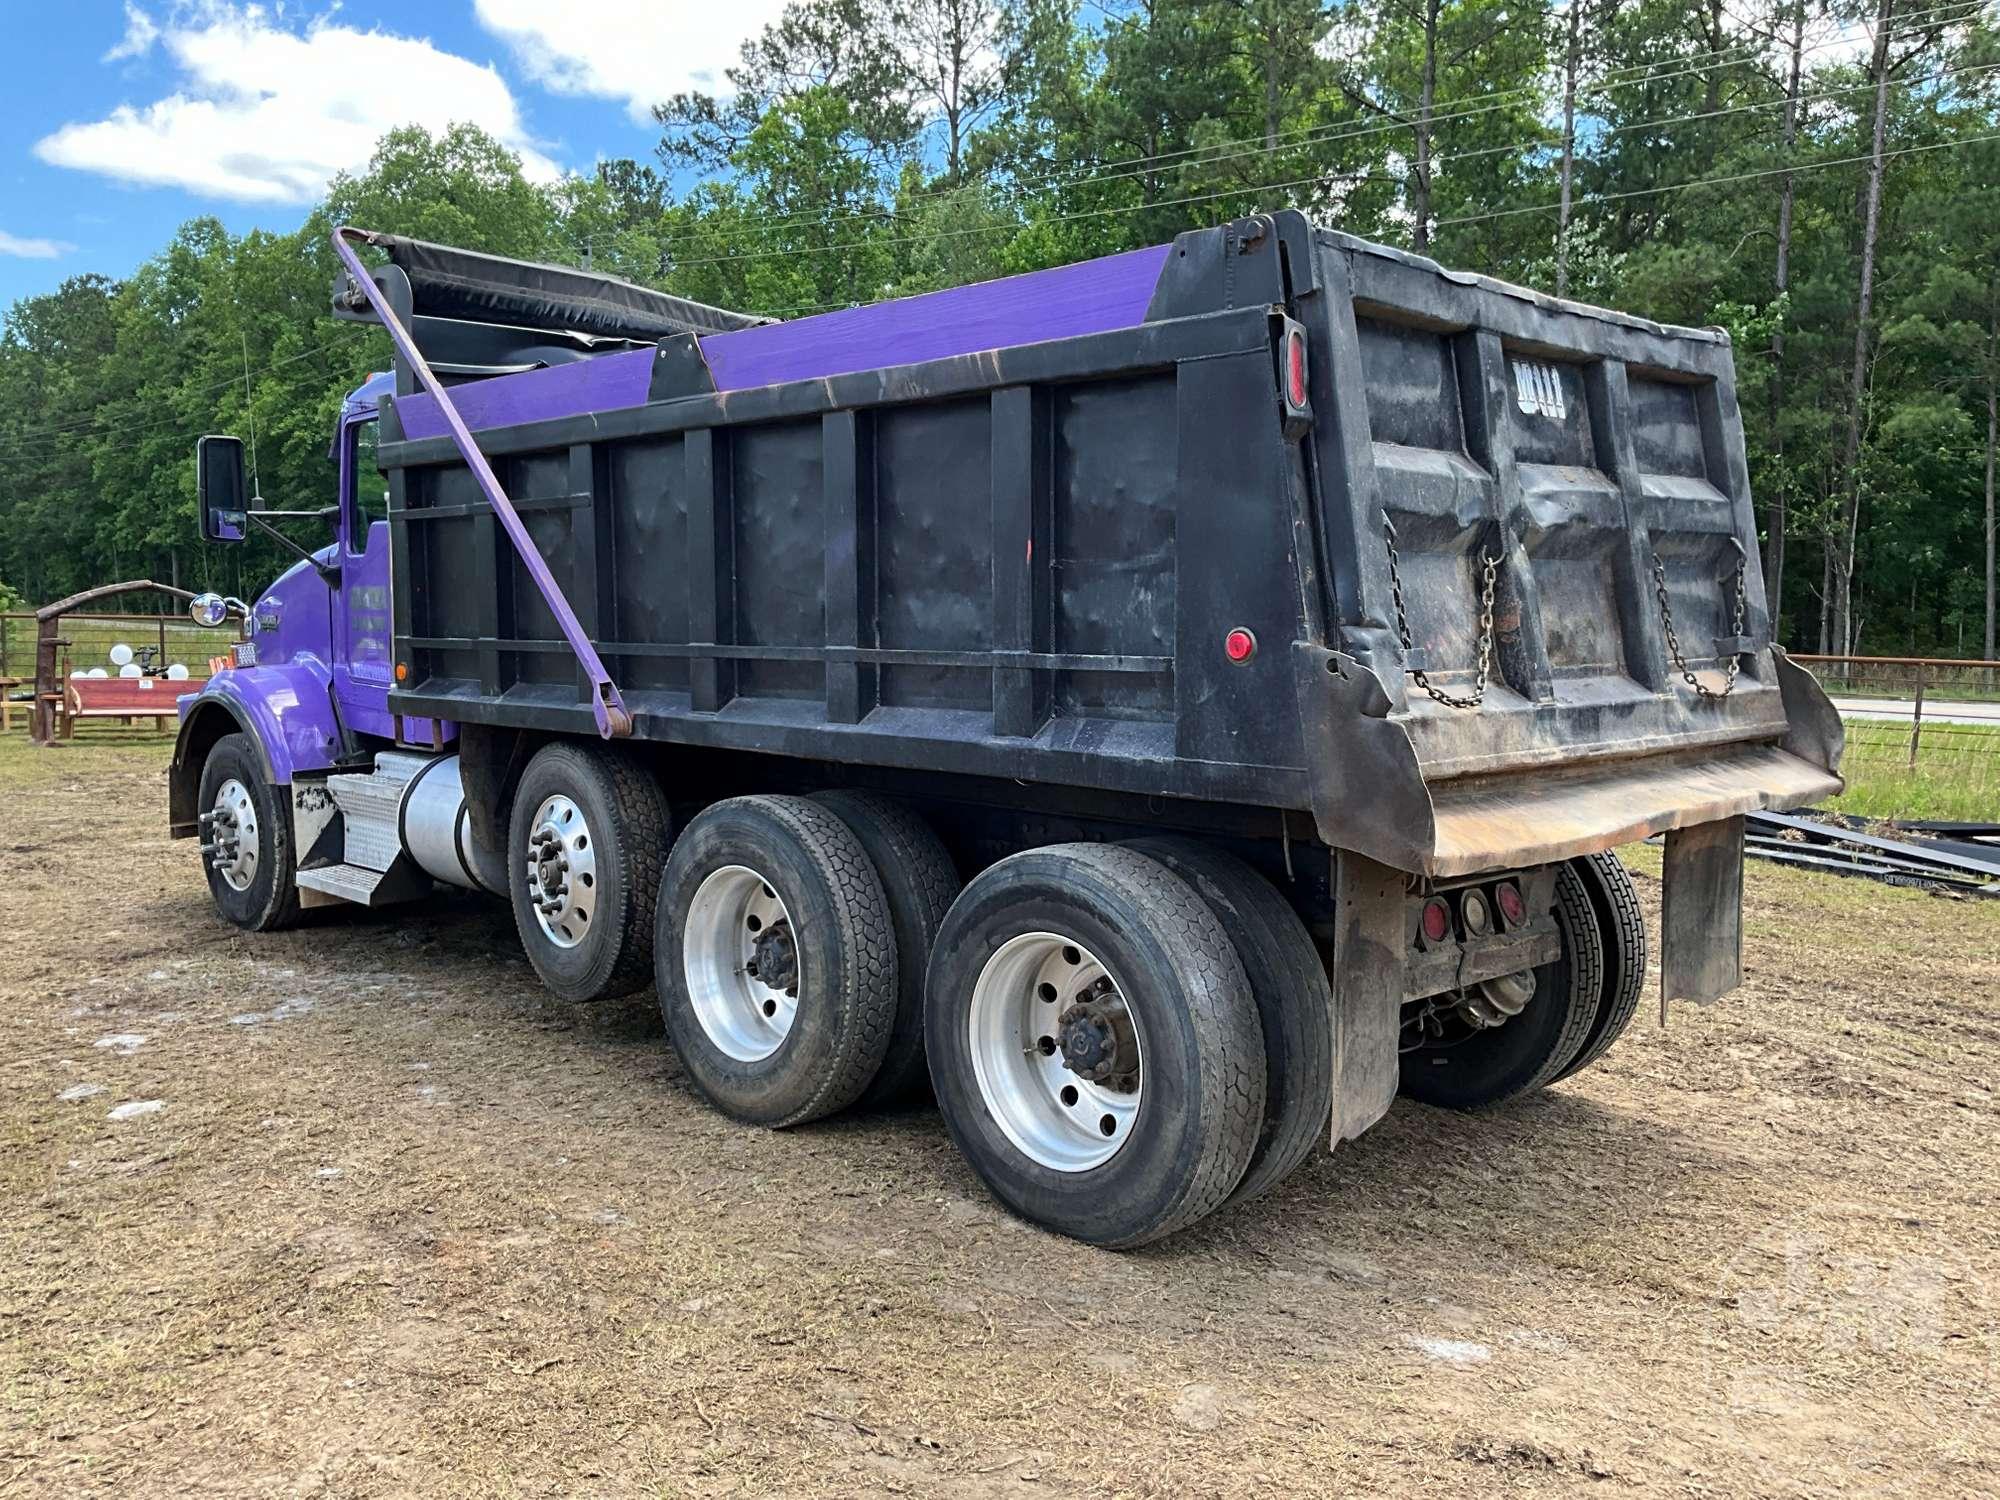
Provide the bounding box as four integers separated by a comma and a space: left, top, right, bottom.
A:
348, 418, 390, 541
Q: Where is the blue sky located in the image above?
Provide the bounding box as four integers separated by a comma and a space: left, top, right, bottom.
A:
0, 1, 791, 308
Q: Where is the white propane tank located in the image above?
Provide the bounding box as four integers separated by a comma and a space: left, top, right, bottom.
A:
118, 663, 143, 679
108, 643, 134, 667
87, 667, 109, 678
166, 663, 189, 681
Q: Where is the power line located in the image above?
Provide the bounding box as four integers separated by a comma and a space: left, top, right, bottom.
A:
15, 337, 356, 446
0, 339, 367, 465
644, 92, 2000, 278
1435, 126, 2000, 228
582, 0, 1989, 254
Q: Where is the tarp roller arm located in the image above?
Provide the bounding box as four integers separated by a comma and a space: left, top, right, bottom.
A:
332, 225, 633, 739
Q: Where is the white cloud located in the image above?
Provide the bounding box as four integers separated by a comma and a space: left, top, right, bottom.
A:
104, 2, 159, 62
0, 231, 75, 259
473, 0, 791, 125
36, 4, 561, 205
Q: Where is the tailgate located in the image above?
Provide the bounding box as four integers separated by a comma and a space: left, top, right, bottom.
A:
1292, 229, 1841, 875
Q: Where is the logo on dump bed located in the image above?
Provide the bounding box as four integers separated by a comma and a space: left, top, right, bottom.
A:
1513, 360, 1567, 420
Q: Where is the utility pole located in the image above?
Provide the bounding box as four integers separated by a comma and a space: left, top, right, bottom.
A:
1834, 0, 1896, 656
1556, 1, 1583, 298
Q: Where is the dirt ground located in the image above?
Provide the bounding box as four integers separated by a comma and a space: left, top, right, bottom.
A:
2, 734, 1995, 1498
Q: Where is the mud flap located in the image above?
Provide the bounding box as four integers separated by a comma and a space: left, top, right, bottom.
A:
1329, 850, 1406, 1146
1660, 814, 1745, 1016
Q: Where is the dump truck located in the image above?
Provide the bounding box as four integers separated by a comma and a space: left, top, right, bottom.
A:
170, 212, 1843, 1246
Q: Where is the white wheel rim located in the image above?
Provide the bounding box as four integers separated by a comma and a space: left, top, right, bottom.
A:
683, 865, 799, 1062
209, 778, 259, 892
968, 932, 1144, 1173
524, 794, 598, 949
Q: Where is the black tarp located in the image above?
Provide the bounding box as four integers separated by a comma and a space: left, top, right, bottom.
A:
340, 229, 770, 341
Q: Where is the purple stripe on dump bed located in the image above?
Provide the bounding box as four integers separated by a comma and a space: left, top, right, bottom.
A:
395, 346, 658, 440
389, 242, 1173, 434
700, 243, 1174, 391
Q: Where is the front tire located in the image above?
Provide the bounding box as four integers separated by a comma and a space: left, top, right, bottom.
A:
657, 796, 898, 1127
197, 731, 301, 932
925, 844, 1266, 1248
506, 742, 671, 1004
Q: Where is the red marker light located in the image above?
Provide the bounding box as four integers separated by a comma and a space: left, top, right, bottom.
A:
1420, 897, 1451, 945
1286, 330, 1308, 408
1495, 880, 1525, 926
1223, 627, 1257, 663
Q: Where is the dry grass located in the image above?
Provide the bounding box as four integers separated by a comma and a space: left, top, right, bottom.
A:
2, 737, 1996, 1498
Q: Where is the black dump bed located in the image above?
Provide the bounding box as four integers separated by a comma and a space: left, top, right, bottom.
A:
374, 210, 1841, 876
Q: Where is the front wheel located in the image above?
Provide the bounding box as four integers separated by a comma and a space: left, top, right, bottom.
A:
197, 731, 301, 932
925, 844, 1266, 1248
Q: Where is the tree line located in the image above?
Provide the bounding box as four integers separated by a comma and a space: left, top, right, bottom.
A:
1, 0, 1995, 657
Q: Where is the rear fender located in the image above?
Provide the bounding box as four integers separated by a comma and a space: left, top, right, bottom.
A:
168, 663, 343, 836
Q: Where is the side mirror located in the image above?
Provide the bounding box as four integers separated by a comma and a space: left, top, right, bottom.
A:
197, 434, 247, 543
189, 592, 232, 628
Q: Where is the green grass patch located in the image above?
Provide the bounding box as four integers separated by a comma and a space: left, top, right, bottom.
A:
1824, 719, 2000, 822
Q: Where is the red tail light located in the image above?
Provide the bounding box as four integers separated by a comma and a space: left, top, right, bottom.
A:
1286, 329, 1308, 408
1495, 880, 1526, 927
1420, 897, 1451, 945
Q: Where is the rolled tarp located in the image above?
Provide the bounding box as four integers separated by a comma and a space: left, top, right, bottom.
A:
336, 228, 771, 342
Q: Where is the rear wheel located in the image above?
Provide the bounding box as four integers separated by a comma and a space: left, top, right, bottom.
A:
506, 742, 671, 1004
1552, 852, 1649, 1082
925, 844, 1266, 1248
1122, 837, 1332, 1207
811, 791, 961, 1107
197, 731, 301, 932
1399, 861, 1605, 1109
657, 796, 898, 1127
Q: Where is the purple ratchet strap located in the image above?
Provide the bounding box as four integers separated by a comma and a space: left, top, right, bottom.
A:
331, 226, 632, 739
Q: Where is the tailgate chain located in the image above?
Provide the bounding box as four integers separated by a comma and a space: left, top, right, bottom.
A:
1383, 514, 1500, 710
1651, 537, 1747, 700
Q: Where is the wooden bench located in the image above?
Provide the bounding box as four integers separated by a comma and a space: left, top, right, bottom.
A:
0, 677, 21, 733
63, 675, 209, 736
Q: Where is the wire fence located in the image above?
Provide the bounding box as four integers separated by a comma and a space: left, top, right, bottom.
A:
1, 611, 232, 694
1795, 655, 2000, 822
1794, 653, 2000, 706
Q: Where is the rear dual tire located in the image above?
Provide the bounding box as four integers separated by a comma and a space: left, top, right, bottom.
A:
507, 743, 672, 1004
810, 791, 960, 1107
655, 796, 899, 1128
1122, 838, 1333, 1208
1553, 852, 1649, 1082
1399, 854, 1647, 1109
925, 843, 1268, 1248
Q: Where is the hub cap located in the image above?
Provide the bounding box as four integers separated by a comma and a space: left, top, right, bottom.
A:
524, 794, 597, 949
968, 933, 1144, 1173
207, 778, 259, 892
683, 865, 798, 1062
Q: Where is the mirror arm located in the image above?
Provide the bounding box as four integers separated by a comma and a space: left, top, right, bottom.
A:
248, 507, 342, 583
